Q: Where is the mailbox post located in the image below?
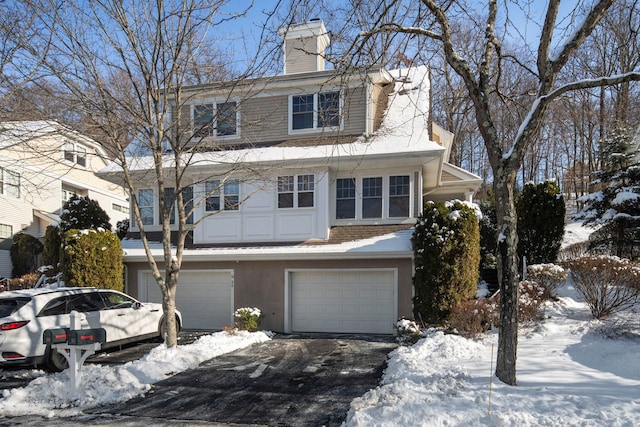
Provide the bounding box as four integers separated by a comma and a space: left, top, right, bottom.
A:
43, 311, 106, 391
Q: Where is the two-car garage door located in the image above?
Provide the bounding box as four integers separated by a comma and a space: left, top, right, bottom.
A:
139, 270, 233, 330
289, 270, 396, 335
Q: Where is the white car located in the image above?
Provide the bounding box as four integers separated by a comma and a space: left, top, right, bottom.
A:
0, 287, 181, 371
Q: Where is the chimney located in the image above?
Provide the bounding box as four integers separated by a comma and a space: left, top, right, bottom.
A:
279, 19, 330, 75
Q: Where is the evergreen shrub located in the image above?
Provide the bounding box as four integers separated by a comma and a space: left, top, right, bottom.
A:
42, 225, 62, 270
233, 307, 263, 332
412, 200, 481, 324
61, 228, 124, 291
10, 233, 43, 278
59, 195, 112, 233
517, 180, 566, 265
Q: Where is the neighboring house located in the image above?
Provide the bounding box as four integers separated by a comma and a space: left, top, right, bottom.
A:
0, 121, 129, 278
100, 21, 482, 334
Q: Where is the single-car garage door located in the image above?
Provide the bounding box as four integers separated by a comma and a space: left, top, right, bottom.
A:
289, 269, 396, 335
139, 270, 233, 330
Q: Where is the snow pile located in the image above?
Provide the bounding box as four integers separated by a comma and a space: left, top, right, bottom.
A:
0, 330, 271, 417
344, 284, 640, 426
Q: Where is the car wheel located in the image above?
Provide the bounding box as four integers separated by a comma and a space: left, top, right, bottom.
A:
46, 347, 69, 372
158, 315, 181, 342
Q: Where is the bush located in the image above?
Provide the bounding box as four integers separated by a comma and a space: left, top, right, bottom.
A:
527, 263, 568, 297
10, 233, 44, 278
61, 229, 124, 291
567, 255, 640, 319
59, 195, 111, 233
517, 180, 566, 266
518, 280, 548, 323
234, 307, 263, 332
412, 200, 481, 324
396, 319, 422, 344
557, 241, 590, 262
448, 297, 499, 338
6, 272, 40, 290
42, 225, 62, 271
116, 219, 129, 240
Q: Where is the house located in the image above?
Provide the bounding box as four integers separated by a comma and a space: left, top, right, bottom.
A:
100, 21, 482, 334
0, 121, 129, 278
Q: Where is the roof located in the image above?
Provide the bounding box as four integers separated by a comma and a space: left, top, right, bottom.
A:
0, 120, 109, 159
121, 225, 414, 262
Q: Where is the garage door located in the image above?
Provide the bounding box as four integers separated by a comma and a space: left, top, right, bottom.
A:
139, 270, 233, 330
290, 270, 396, 334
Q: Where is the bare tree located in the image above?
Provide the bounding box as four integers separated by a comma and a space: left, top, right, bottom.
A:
18, 0, 261, 347
280, 0, 640, 385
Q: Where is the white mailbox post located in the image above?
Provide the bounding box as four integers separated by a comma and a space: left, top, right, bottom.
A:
43, 311, 106, 391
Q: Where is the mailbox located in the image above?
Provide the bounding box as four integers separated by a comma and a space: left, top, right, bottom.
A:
43, 328, 69, 345
67, 328, 106, 345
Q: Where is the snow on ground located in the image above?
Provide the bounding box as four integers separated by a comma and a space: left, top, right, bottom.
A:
0, 330, 271, 418
343, 283, 640, 426
3, 221, 639, 425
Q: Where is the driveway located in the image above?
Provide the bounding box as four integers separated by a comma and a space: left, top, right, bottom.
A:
88, 334, 398, 426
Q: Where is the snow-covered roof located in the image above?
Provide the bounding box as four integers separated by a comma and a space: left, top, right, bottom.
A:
121, 228, 414, 262
0, 120, 107, 156
99, 65, 444, 175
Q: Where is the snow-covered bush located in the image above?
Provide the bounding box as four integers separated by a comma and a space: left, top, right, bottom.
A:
527, 263, 568, 297
396, 319, 421, 344
59, 195, 112, 233
518, 280, 548, 323
567, 255, 640, 319
234, 307, 263, 332
448, 296, 499, 338
557, 241, 590, 262
412, 200, 480, 324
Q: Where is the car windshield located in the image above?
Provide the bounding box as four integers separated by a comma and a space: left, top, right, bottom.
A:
0, 297, 31, 317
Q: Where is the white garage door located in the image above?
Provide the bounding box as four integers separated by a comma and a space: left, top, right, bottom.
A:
290, 270, 396, 334
139, 270, 233, 330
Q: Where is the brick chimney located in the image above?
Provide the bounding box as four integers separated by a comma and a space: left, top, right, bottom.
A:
279, 19, 330, 75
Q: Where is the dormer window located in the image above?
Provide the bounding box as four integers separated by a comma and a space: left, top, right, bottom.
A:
193, 101, 238, 138
63, 142, 87, 167
290, 91, 340, 132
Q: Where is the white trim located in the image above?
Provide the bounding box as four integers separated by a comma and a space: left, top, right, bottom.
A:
284, 268, 398, 334
287, 91, 344, 135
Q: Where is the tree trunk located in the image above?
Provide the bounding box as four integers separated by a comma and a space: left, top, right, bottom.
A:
493, 168, 519, 386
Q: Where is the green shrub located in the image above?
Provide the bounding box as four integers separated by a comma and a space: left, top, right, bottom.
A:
10, 233, 44, 278
517, 180, 566, 265
567, 255, 640, 319
61, 229, 123, 291
412, 200, 481, 324
233, 307, 263, 332
59, 195, 112, 233
42, 225, 62, 270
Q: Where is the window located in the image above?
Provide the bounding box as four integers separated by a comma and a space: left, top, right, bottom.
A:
319, 92, 340, 127
205, 179, 239, 211
290, 91, 340, 131
63, 142, 87, 167
336, 178, 356, 219
164, 188, 176, 224
138, 189, 154, 225
193, 101, 238, 138
389, 175, 410, 217
0, 223, 12, 238
362, 177, 383, 218
193, 104, 214, 137
297, 175, 314, 207
112, 203, 130, 214
0, 168, 20, 199
278, 174, 315, 208
164, 186, 194, 223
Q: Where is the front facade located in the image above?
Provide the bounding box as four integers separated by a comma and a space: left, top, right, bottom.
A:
103, 21, 481, 334
0, 121, 129, 278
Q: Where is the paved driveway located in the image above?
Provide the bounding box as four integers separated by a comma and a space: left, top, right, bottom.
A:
89, 334, 397, 426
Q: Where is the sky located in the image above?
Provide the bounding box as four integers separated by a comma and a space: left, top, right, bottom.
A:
1, 222, 639, 426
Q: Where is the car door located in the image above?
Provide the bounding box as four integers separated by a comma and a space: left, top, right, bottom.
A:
100, 291, 159, 341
